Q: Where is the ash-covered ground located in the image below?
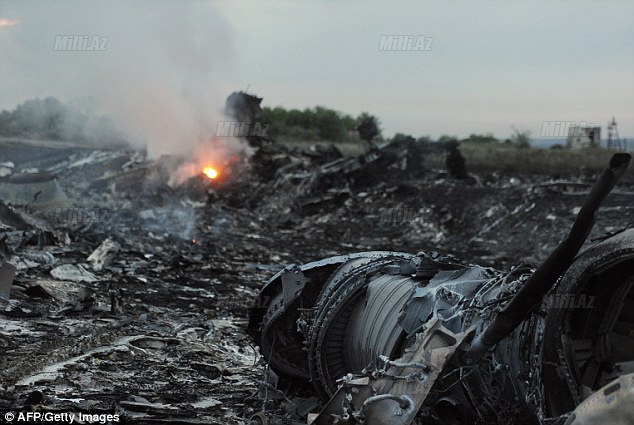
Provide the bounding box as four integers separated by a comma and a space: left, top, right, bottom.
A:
0, 138, 632, 424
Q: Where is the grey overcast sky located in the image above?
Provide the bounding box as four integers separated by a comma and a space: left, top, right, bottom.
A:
1, 0, 633, 142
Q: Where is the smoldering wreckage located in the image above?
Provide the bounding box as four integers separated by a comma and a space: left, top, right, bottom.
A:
0, 93, 633, 425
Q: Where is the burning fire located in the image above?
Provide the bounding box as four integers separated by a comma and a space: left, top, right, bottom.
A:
168, 137, 241, 187
0, 18, 18, 27
202, 166, 218, 180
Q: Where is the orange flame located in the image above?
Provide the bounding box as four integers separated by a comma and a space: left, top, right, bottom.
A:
202, 166, 218, 180
0, 18, 18, 27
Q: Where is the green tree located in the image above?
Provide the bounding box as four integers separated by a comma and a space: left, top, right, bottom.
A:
511, 126, 531, 149
438, 135, 458, 144
463, 133, 498, 144
356, 113, 380, 144
257, 104, 378, 143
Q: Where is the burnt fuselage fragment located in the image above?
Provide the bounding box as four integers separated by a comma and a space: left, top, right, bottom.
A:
249, 154, 634, 425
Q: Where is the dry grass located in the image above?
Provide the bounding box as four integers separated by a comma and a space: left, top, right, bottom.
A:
459, 144, 633, 180
424, 144, 632, 180
280, 138, 632, 180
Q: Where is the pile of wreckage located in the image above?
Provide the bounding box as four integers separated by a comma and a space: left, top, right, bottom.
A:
1, 92, 633, 424
0, 92, 455, 424
0, 141, 273, 424
249, 154, 634, 425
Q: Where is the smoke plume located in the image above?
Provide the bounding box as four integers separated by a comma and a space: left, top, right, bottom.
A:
0, 1, 240, 160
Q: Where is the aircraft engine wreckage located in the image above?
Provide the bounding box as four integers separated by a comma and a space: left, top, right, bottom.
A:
249, 153, 634, 425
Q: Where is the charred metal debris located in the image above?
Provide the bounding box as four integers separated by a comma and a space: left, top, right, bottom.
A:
1, 93, 634, 424
250, 154, 634, 425
0, 93, 485, 425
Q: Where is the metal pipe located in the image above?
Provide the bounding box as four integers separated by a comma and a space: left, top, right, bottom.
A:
362, 394, 411, 409
464, 153, 631, 364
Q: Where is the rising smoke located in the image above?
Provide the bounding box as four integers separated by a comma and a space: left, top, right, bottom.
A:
0, 1, 243, 163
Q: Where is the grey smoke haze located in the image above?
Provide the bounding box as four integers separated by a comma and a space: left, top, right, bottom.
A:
2, 1, 632, 141
0, 0, 237, 158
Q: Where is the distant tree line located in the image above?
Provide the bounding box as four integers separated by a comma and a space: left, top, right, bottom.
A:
0, 97, 127, 146
2, 96, 536, 151
436, 130, 531, 148
257, 106, 381, 143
